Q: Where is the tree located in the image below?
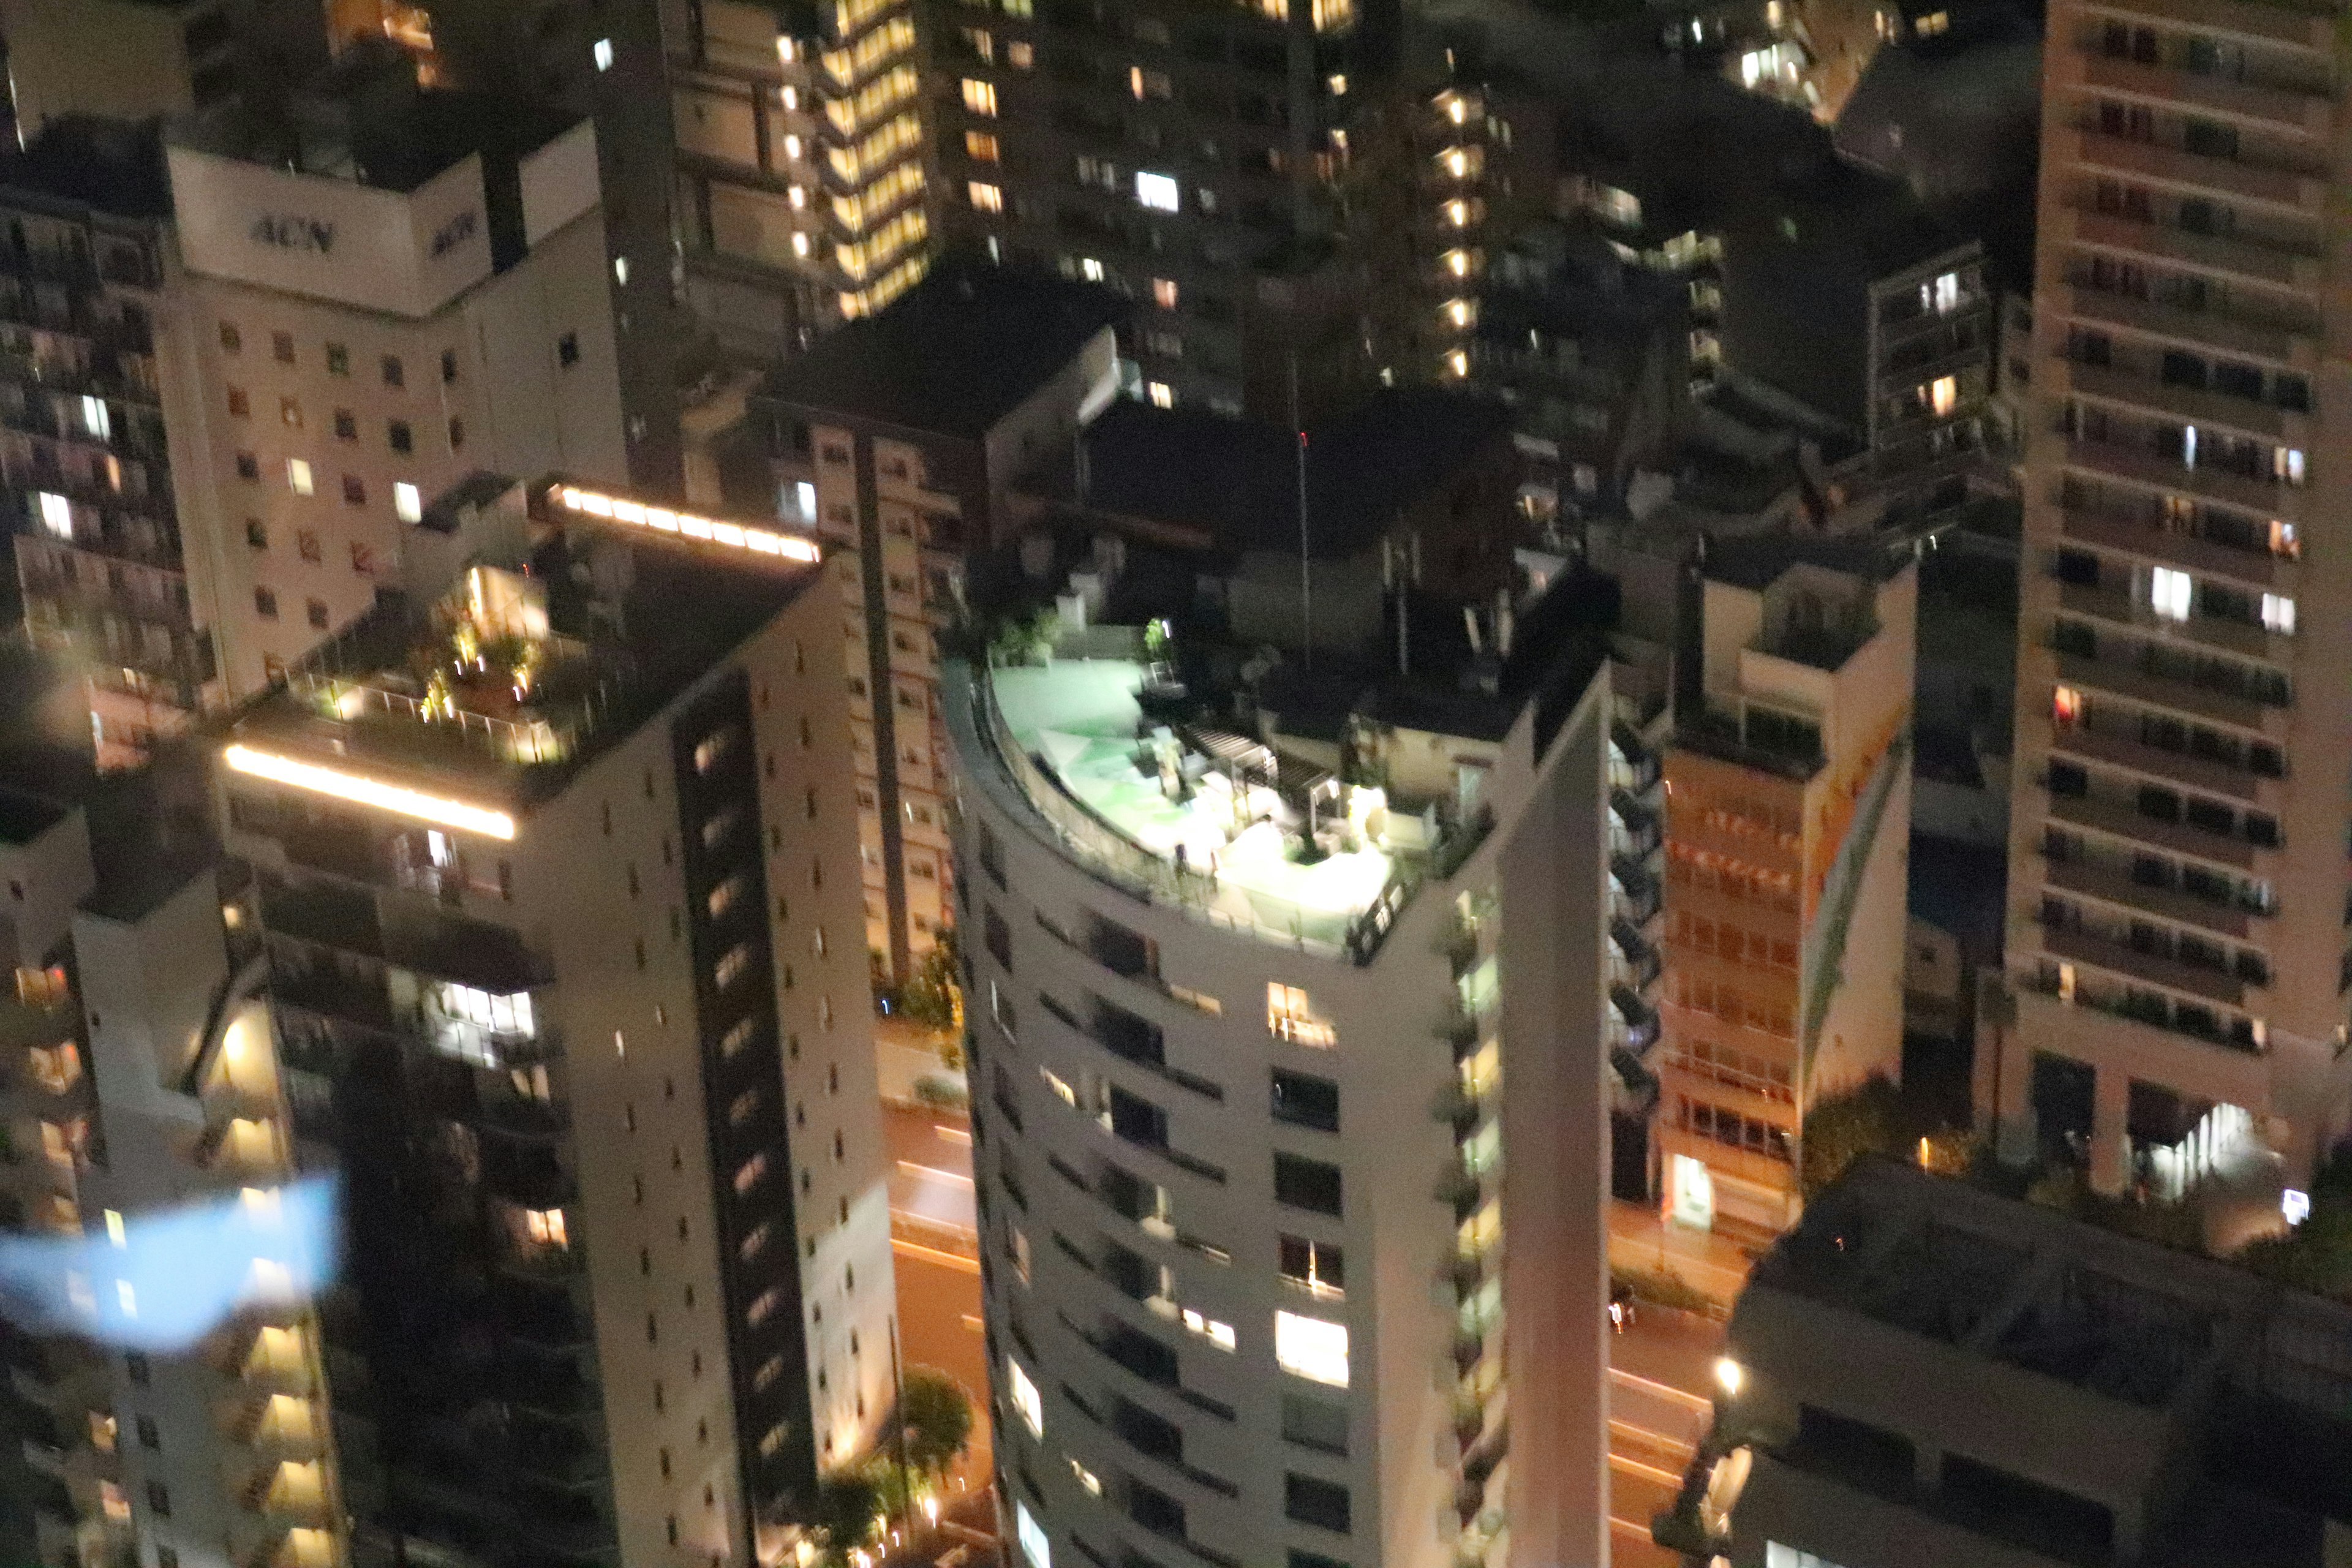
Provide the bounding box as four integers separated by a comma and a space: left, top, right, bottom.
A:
1800, 1074, 1904, 1197
809, 1472, 884, 1566
900, 1366, 973, 1477
901, 929, 963, 1037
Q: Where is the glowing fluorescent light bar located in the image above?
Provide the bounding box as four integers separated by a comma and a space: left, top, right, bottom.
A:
549, 484, 822, 565
223, 745, 517, 840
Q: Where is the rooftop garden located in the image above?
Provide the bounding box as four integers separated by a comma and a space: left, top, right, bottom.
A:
290, 567, 616, 768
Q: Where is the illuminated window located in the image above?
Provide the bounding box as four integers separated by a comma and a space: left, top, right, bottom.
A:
2150, 565, 2192, 622
1445, 298, 1474, 328
613, 255, 630, 285
1135, 170, 1180, 211
1007, 1356, 1043, 1436
1274, 1310, 1348, 1386
1268, 983, 1336, 1047
36, 491, 70, 539
962, 78, 998, 115
394, 481, 423, 523
286, 459, 313, 496
1180, 1308, 1236, 1349
2051, 685, 2082, 726
1446, 349, 1469, 378
593, 36, 614, 69
784, 134, 803, 160
792, 232, 812, 257
2262, 593, 2295, 635
1147, 381, 1174, 409
1279, 1234, 1344, 1298
1009, 39, 1035, 66
1152, 277, 1178, 309
1128, 66, 1170, 99
80, 394, 109, 440
525, 1207, 568, 1248
966, 129, 1000, 161
1079, 257, 1104, 282
1444, 248, 1472, 277
1016, 1502, 1049, 1568
1928, 270, 1961, 312
1446, 198, 1469, 227
968, 181, 1004, 212
1927, 375, 1957, 417
789, 185, 807, 210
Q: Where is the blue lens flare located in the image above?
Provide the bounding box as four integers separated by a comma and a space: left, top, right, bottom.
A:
0, 1176, 339, 1350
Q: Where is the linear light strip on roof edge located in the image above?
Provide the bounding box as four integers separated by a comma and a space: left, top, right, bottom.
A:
548, 484, 823, 564
223, 745, 518, 841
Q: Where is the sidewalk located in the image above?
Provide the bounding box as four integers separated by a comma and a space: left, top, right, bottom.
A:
1607, 1200, 1755, 1310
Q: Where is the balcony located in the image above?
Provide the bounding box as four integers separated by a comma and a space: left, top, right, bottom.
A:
2045, 789, 2258, 872
2046, 721, 2269, 806
2064, 360, 2297, 443
2057, 280, 2308, 368
2077, 51, 2331, 131
2063, 205, 2317, 291
2053, 647, 2274, 734
2040, 921, 2250, 1010
2072, 129, 2321, 211
2078, 0, 2337, 51
2041, 854, 2252, 941
2053, 493, 2292, 593
2056, 580, 2279, 663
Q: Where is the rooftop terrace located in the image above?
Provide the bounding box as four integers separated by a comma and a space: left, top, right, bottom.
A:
967, 636, 1489, 961
226, 489, 826, 818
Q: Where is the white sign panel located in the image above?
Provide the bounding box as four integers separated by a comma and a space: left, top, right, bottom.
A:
167, 145, 493, 317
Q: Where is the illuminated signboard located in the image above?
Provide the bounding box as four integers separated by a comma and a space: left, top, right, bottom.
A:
223, 745, 517, 840
546, 484, 823, 564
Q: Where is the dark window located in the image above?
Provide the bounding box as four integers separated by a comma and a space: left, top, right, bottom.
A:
2182, 118, 2239, 160
559, 332, 581, 367
1275, 1153, 1343, 1216
1278, 1234, 1344, 1294
325, 342, 349, 375
986, 906, 1012, 969
442, 349, 459, 382
254, 587, 278, 619
2053, 549, 2100, 587
1281, 1394, 1348, 1455
342, 474, 366, 506
244, 518, 267, 549
146, 1482, 170, 1517
218, 322, 241, 353
235, 450, 259, 481
306, 598, 330, 630
271, 331, 294, 364
1107, 1086, 1167, 1148
1271, 1069, 1340, 1132
2137, 785, 2180, 823
1941, 1453, 2114, 1565
382, 355, 404, 386
333, 408, 356, 440
389, 420, 413, 454
1285, 1474, 1351, 1534
135, 1415, 159, 1449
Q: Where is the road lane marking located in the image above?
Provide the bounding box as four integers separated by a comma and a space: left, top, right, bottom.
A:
1608, 1366, 1713, 1413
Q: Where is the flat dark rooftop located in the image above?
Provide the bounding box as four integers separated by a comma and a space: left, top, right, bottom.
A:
0, 786, 69, 847
1702, 530, 1912, 592
0, 117, 173, 219
760, 264, 1124, 439
1076, 387, 1511, 560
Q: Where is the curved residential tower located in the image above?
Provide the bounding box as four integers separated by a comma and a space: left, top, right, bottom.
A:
944, 625, 1617, 1568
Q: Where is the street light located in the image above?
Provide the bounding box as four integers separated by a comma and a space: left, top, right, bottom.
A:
1714, 1357, 1744, 1398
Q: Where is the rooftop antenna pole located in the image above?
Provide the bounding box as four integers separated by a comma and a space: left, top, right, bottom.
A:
1292, 352, 1312, 668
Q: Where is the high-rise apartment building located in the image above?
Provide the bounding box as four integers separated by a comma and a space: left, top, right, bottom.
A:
0, 0, 328, 135
329, 2, 693, 491
928, 0, 1403, 420
7, 80, 630, 769
202, 477, 895, 1568
1659, 1158, 2352, 1568
944, 607, 1619, 1568
751, 265, 1121, 982
0, 124, 204, 769
1995, 0, 2342, 1201
1656, 535, 1915, 1240
668, 0, 935, 349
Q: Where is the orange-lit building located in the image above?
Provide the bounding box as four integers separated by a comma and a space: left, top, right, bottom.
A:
1656, 533, 1917, 1240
